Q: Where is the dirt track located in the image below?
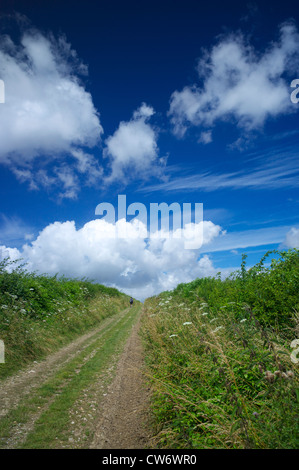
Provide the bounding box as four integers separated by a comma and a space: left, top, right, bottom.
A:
90, 316, 153, 449
0, 307, 154, 449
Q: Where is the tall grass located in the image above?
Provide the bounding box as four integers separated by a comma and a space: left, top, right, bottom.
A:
0, 258, 130, 379
141, 249, 299, 449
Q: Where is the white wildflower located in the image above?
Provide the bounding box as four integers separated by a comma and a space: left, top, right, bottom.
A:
183, 322, 192, 325
169, 334, 178, 338
1, 305, 8, 309
290, 339, 299, 364
212, 326, 223, 333
202, 312, 209, 316
240, 319, 247, 323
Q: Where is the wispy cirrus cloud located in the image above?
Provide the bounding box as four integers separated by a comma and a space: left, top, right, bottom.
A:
0, 214, 35, 247
201, 224, 298, 253
141, 153, 299, 193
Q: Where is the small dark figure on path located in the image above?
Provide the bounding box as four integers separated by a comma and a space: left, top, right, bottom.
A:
130, 297, 133, 307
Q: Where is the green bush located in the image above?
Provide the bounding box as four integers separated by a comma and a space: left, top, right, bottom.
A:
141, 249, 299, 449
173, 249, 299, 329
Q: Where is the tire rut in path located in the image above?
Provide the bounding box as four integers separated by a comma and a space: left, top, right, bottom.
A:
90, 314, 153, 449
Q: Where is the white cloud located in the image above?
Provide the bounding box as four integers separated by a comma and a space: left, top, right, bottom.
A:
104, 103, 165, 183
3, 218, 295, 300
142, 152, 299, 192
0, 25, 103, 197
0, 218, 222, 300
168, 22, 299, 140
202, 225, 295, 253
0, 214, 35, 246
0, 245, 22, 267
198, 130, 212, 144
283, 227, 299, 248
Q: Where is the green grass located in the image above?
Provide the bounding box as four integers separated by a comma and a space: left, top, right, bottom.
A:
1, 249, 298, 449
0, 305, 141, 449
141, 249, 299, 449
0, 258, 133, 379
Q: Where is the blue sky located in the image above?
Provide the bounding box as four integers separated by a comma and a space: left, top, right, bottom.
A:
0, 0, 298, 300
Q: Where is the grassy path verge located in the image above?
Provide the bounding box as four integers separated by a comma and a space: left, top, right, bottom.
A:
0, 304, 142, 449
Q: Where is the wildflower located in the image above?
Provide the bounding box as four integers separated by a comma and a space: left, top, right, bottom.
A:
183, 322, 192, 325
20, 309, 26, 314
290, 339, 299, 364
1, 305, 8, 309
202, 312, 209, 316
240, 319, 247, 323
169, 335, 178, 338
212, 326, 223, 333
252, 412, 259, 418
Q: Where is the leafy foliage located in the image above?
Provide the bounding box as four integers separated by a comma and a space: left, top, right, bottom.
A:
174, 249, 299, 329
141, 249, 299, 449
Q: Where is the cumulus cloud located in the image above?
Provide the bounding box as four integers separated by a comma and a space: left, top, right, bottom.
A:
168, 22, 299, 140
0, 217, 223, 300
0, 23, 103, 198
283, 227, 299, 248
104, 103, 165, 183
